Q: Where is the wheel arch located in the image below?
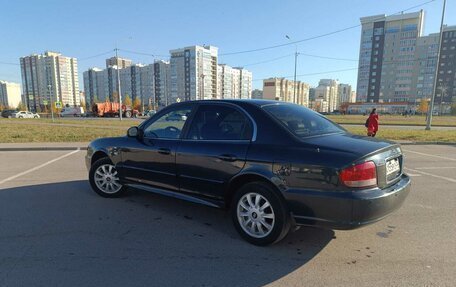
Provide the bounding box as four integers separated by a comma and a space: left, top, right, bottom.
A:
91, 150, 110, 166
224, 171, 286, 209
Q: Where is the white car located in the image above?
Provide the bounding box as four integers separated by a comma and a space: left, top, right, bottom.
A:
60, 107, 84, 117
11, 111, 40, 119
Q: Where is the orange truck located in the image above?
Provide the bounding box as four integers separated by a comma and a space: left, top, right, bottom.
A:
92, 102, 138, 118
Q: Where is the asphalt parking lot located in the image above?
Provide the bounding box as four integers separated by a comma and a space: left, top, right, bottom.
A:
0, 145, 455, 287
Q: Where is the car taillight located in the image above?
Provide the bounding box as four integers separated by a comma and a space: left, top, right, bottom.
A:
339, 161, 377, 188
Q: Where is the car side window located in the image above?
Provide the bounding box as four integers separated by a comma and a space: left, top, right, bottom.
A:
186, 105, 252, 140
143, 107, 193, 139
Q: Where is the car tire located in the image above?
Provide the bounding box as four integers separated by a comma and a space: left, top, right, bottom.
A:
89, 157, 127, 198
125, 111, 132, 118
231, 181, 291, 246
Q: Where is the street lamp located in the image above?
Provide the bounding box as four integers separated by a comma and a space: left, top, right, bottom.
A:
113, 37, 132, 121
48, 84, 54, 122
114, 45, 123, 121
426, 0, 446, 130
286, 35, 299, 104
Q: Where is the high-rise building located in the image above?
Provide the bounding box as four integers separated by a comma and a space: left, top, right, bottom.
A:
436, 25, 456, 107
356, 11, 424, 103
412, 32, 439, 104
217, 64, 253, 99
169, 45, 218, 103
83, 61, 170, 110
106, 57, 132, 69
350, 91, 357, 103
263, 78, 309, 106
309, 87, 316, 101
20, 51, 79, 111
83, 67, 108, 107
0, 81, 21, 108
314, 85, 330, 112
153, 60, 171, 107
318, 79, 339, 112
218, 64, 233, 99
338, 83, 354, 104
237, 67, 253, 99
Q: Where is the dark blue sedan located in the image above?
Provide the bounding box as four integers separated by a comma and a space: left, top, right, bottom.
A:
86, 100, 410, 245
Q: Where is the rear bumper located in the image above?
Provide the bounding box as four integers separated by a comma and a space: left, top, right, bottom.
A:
287, 174, 411, 229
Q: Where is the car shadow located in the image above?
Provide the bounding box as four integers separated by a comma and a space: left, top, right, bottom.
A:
0, 180, 334, 287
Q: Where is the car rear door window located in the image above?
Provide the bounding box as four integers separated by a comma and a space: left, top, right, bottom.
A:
186, 105, 252, 140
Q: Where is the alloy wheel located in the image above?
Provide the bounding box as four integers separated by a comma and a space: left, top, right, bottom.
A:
94, 164, 122, 194
237, 192, 275, 238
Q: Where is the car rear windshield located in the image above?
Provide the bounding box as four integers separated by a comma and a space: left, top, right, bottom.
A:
262, 104, 345, 138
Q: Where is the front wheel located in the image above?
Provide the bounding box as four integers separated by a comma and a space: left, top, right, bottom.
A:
231, 181, 291, 246
89, 157, 127, 198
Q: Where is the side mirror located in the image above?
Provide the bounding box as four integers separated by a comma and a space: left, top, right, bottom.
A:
127, 126, 139, 137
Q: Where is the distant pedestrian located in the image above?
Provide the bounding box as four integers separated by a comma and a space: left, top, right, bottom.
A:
366, 108, 379, 137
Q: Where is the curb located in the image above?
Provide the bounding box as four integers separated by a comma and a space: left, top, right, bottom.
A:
0, 147, 87, 151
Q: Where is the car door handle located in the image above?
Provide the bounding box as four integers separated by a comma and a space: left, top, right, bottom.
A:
158, 148, 171, 155
217, 154, 237, 162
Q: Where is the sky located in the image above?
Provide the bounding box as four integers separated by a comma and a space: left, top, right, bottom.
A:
0, 0, 455, 91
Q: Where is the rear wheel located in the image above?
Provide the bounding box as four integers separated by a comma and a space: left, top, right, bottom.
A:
125, 111, 132, 118
231, 181, 291, 246
89, 157, 126, 198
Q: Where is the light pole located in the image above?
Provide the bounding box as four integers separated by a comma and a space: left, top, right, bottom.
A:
426, 0, 446, 130
114, 45, 123, 121
286, 35, 299, 104
48, 84, 54, 122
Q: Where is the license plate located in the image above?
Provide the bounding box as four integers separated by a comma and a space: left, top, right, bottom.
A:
386, 158, 400, 175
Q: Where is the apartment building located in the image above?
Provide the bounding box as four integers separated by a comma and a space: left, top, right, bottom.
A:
263, 78, 309, 106
0, 81, 21, 108
169, 45, 218, 103
83, 59, 170, 109
217, 64, 253, 99
153, 60, 171, 107
106, 57, 132, 69
412, 32, 439, 103
436, 25, 456, 105
338, 83, 354, 104
20, 51, 79, 111
356, 11, 424, 103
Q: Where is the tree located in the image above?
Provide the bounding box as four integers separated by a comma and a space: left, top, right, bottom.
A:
112, 92, 119, 103
124, 94, 132, 107
133, 97, 141, 111
339, 102, 350, 114
451, 103, 456, 116
418, 100, 429, 114
0, 104, 5, 112
16, 101, 27, 111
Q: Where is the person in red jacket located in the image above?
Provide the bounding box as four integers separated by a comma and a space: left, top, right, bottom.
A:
367, 108, 379, 137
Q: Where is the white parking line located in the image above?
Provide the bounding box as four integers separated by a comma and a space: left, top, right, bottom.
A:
403, 149, 456, 162
404, 167, 456, 183
0, 149, 80, 186
406, 173, 422, 177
